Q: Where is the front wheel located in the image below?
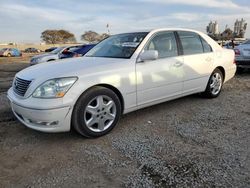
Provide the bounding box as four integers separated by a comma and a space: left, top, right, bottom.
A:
72, 86, 122, 137
202, 68, 223, 98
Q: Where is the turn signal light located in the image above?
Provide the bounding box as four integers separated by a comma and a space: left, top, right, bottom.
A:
55, 92, 66, 97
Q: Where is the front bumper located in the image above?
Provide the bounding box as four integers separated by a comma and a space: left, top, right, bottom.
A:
7, 88, 73, 133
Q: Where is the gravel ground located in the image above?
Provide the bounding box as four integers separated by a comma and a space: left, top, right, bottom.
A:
0, 58, 249, 187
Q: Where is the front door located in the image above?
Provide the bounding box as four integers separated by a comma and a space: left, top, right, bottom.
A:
136, 31, 184, 106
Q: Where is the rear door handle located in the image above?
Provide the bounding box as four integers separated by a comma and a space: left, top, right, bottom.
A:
174, 62, 183, 67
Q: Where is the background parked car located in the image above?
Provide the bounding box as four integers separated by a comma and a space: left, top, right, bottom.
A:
30, 46, 68, 65
59, 44, 96, 59
24, 48, 41, 53
44, 47, 57, 52
223, 41, 240, 49
30, 45, 96, 65
0, 48, 22, 57
234, 39, 250, 72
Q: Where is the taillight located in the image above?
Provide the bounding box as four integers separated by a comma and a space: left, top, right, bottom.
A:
234, 49, 240, 55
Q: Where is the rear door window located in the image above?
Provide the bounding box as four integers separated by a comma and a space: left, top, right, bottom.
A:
178, 31, 203, 55
200, 37, 212, 53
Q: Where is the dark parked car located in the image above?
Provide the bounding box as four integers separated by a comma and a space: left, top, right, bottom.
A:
59, 44, 96, 59
44, 47, 57, 52
223, 42, 240, 49
24, 48, 41, 53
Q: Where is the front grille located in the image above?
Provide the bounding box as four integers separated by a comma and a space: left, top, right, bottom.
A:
13, 77, 32, 96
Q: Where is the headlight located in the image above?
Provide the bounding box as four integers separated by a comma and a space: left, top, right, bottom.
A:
31, 58, 40, 64
33, 58, 38, 62
32, 77, 77, 98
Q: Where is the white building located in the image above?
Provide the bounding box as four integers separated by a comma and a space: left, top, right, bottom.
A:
234, 18, 247, 37
207, 21, 219, 35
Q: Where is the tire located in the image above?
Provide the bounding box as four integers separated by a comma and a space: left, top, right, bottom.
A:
72, 86, 122, 137
202, 68, 224, 98
7, 53, 11, 57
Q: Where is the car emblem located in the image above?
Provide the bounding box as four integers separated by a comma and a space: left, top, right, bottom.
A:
14, 80, 18, 89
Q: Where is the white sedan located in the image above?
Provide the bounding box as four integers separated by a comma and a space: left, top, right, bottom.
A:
30, 46, 66, 65
8, 28, 236, 137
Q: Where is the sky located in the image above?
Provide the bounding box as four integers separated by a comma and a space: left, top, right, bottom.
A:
0, 0, 249, 43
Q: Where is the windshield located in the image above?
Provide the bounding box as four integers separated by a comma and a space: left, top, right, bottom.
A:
50, 47, 64, 54
85, 32, 148, 58
68, 47, 80, 52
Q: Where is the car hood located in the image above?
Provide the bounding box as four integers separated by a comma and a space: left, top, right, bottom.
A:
31, 53, 57, 59
16, 57, 130, 81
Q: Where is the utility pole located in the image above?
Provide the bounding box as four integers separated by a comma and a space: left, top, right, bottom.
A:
106, 23, 110, 35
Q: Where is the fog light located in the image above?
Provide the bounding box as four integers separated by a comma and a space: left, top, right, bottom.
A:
25, 118, 59, 126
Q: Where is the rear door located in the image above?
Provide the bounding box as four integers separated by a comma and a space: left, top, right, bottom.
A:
177, 31, 214, 94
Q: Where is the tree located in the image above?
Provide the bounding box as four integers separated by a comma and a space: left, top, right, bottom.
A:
98, 33, 110, 41
81, 31, 99, 43
80, 31, 109, 43
221, 28, 233, 40
41, 29, 76, 44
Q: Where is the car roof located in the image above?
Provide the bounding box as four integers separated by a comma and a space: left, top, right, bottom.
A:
115, 28, 205, 35
150, 28, 202, 33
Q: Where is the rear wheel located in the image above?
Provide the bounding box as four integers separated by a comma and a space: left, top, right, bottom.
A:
202, 68, 223, 98
72, 86, 121, 137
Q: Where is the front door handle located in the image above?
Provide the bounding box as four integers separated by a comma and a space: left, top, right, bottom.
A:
205, 57, 212, 62
174, 62, 183, 67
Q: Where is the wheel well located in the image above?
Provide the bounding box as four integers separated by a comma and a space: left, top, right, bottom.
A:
216, 66, 225, 81
95, 84, 124, 113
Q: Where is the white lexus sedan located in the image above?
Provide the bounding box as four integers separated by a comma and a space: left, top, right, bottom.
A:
8, 28, 236, 137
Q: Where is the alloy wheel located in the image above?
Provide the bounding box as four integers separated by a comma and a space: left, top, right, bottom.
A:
84, 95, 117, 132
210, 72, 222, 95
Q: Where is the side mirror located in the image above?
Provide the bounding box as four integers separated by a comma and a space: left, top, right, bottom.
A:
139, 50, 158, 61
